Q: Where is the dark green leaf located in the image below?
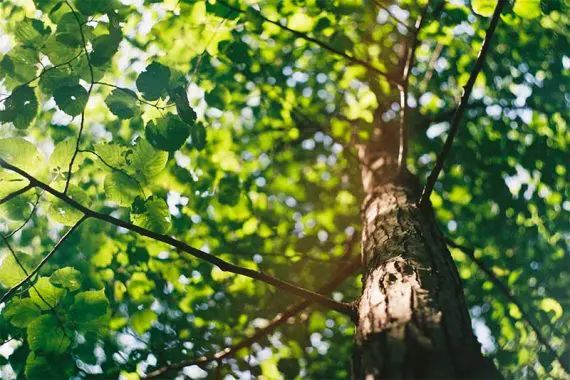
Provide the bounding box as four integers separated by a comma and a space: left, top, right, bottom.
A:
145, 114, 190, 151
53, 85, 88, 116
104, 88, 139, 119
0, 85, 38, 129
191, 122, 207, 151
136, 62, 171, 101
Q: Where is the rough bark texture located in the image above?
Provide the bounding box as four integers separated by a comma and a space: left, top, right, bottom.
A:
352, 129, 502, 379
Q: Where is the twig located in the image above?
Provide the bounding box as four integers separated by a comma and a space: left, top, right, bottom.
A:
0, 52, 83, 104
397, 0, 433, 172
216, 0, 401, 86
446, 239, 569, 375
373, 1, 414, 31
63, 1, 95, 194
0, 216, 87, 305
144, 256, 361, 379
0, 184, 33, 205
78, 149, 146, 197
0, 158, 355, 317
6, 191, 42, 238
94, 81, 175, 110
0, 235, 55, 309
419, 1, 505, 204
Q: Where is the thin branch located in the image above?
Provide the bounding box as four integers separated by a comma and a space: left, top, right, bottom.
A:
144, 256, 361, 379
373, 1, 414, 31
216, 0, 401, 86
446, 239, 570, 375
0, 216, 87, 305
63, 0, 95, 194
419, 1, 505, 204
79, 149, 146, 197
1, 235, 55, 309
418, 43, 444, 93
0, 158, 354, 317
0, 184, 33, 205
397, 0, 433, 172
0, 51, 83, 104
6, 191, 42, 238
94, 82, 175, 110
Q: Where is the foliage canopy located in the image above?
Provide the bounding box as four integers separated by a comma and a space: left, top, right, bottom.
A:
0, 0, 569, 379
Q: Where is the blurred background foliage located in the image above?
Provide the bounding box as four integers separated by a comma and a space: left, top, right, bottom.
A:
0, 0, 568, 379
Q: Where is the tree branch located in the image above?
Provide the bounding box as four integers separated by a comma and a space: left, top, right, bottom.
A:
446, 239, 569, 375
419, 1, 505, 204
0, 184, 33, 205
0, 158, 355, 317
216, 0, 401, 86
0, 216, 87, 305
397, 0, 434, 172
0, 52, 83, 104
63, 0, 95, 194
144, 255, 361, 379
373, 1, 414, 31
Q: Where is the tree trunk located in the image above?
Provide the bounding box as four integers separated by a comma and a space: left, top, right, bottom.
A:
352, 130, 502, 379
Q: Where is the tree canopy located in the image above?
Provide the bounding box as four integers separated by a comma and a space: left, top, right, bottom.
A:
0, 0, 568, 379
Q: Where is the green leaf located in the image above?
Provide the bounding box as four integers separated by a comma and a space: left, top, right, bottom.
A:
93, 142, 129, 169
0, 137, 45, 174
40, 35, 82, 65
48, 138, 83, 175
3, 298, 41, 328
104, 88, 140, 119
39, 66, 80, 93
539, 298, 563, 322
74, 0, 112, 16
27, 314, 71, 354
513, 0, 541, 19
127, 138, 168, 182
25, 352, 62, 380
49, 267, 82, 291
130, 196, 171, 234
14, 18, 51, 47
47, 185, 88, 226
0, 251, 30, 287
90, 33, 122, 66
218, 174, 241, 206
55, 13, 83, 47
471, 0, 496, 17
0, 85, 38, 129
104, 171, 143, 207
170, 86, 197, 125
190, 122, 207, 151
29, 277, 66, 310
72, 289, 109, 321
136, 62, 171, 101
145, 114, 190, 151
53, 85, 89, 116
130, 309, 157, 335
0, 46, 39, 85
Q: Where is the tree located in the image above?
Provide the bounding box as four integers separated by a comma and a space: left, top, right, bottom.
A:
0, 0, 568, 378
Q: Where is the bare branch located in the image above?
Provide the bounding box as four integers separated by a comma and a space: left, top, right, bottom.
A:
0, 216, 87, 305
144, 255, 361, 379
0, 158, 355, 317
216, 0, 401, 86
419, 1, 505, 204
446, 239, 569, 375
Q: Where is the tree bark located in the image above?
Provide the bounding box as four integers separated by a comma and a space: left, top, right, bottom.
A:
352, 130, 502, 379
